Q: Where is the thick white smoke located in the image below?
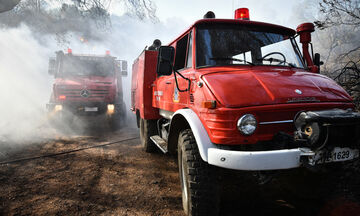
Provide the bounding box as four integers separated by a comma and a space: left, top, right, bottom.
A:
0, 25, 54, 144
0, 14, 187, 150
102, 15, 188, 125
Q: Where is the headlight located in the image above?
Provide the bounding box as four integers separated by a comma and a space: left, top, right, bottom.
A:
107, 104, 115, 114
55, 105, 63, 112
237, 114, 257, 135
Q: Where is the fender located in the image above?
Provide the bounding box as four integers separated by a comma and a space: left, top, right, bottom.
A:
169, 108, 216, 162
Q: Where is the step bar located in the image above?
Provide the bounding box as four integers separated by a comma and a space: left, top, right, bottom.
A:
150, 135, 168, 153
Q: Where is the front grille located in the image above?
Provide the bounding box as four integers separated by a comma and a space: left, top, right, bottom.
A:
58, 87, 110, 99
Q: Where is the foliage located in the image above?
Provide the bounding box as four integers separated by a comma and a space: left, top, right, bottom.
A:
314, 0, 360, 107
333, 61, 360, 107
314, 0, 360, 29
0, 0, 157, 42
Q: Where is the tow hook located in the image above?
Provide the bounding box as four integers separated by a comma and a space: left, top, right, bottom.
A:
300, 156, 316, 167
299, 147, 316, 166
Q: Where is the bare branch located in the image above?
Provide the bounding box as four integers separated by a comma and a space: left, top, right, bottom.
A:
315, 0, 360, 29
338, 45, 360, 59
0, 0, 157, 43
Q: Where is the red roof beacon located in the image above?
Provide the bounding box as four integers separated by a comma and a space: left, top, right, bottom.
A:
235, 8, 250, 20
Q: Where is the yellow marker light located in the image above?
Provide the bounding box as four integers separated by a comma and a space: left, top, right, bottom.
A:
55, 105, 63, 112
107, 104, 115, 114
201, 100, 216, 109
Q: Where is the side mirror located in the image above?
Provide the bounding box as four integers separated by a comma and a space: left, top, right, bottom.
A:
115, 60, 128, 76
48, 58, 56, 75
314, 53, 323, 67
121, 60, 128, 76
156, 46, 175, 76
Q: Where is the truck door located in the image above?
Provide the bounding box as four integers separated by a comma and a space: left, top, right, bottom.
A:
154, 31, 193, 112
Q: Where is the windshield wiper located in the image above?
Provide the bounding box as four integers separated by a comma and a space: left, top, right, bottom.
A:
258, 57, 296, 68
210, 57, 255, 66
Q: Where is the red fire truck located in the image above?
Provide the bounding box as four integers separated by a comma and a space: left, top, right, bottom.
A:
48, 49, 127, 130
131, 8, 360, 216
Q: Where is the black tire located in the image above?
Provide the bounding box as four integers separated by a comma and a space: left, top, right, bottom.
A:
109, 115, 121, 130
139, 118, 157, 153
178, 129, 220, 216
109, 103, 126, 130
109, 112, 122, 131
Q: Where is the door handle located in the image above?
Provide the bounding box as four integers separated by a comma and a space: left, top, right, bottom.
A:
165, 81, 172, 84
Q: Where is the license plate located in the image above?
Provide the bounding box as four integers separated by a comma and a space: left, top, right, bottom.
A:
85, 107, 98, 112
314, 147, 359, 164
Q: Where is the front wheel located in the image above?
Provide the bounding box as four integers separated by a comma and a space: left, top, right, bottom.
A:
109, 110, 122, 131
178, 129, 220, 216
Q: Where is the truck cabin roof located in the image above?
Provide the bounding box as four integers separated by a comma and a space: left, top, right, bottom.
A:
55, 50, 116, 60
169, 19, 296, 46
64, 54, 116, 60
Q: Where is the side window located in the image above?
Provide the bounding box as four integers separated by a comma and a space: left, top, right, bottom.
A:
186, 31, 193, 68
174, 34, 189, 71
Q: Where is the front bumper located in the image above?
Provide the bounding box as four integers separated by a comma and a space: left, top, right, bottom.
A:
47, 102, 117, 116
207, 147, 359, 171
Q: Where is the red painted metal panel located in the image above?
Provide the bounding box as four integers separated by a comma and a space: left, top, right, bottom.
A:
201, 68, 352, 108
199, 102, 354, 145
131, 50, 161, 119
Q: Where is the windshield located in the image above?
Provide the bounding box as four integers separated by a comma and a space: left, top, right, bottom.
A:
196, 24, 304, 68
60, 56, 115, 77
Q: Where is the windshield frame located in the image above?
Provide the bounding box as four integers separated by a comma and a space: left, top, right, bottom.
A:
57, 55, 115, 78
194, 23, 305, 69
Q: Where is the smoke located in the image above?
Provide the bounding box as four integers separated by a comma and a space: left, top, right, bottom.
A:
101, 15, 187, 126
291, 0, 360, 73
0, 25, 54, 144
0, 13, 187, 150
62, 14, 187, 128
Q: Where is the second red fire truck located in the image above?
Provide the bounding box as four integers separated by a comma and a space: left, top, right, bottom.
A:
48, 49, 128, 130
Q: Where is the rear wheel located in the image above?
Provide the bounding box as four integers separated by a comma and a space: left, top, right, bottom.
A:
139, 118, 157, 153
178, 129, 220, 216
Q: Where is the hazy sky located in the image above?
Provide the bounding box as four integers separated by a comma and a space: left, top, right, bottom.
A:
110, 0, 314, 29
155, 0, 294, 24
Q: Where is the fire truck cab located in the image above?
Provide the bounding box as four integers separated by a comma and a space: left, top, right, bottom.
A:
131, 8, 360, 216
48, 49, 128, 130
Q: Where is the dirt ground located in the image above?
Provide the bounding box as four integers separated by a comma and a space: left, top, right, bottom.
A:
0, 123, 360, 216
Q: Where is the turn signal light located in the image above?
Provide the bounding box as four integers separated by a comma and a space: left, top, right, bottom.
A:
202, 100, 216, 109
59, 95, 66, 100
235, 8, 250, 20
107, 104, 115, 114
67, 48, 72, 54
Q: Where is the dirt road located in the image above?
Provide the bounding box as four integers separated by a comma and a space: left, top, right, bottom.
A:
0, 125, 360, 216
